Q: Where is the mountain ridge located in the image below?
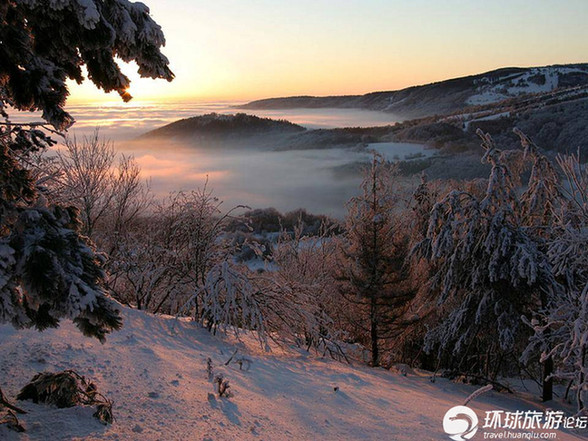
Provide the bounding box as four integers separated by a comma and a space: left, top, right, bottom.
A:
138, 64, 588, 161
239, 63, 588, 119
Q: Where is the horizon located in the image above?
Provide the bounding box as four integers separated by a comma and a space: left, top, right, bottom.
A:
66, 61, 588, 107
67, 0, 588, 104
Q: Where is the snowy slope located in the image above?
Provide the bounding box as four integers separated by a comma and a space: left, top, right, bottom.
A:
466, 66, 588, 105
0, 307, 586, 441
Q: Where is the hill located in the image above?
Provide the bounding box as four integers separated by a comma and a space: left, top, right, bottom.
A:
0, 307, 585, 440
380, 85, 588, 156
140, 113, 306, 142
240, 64, 588, 119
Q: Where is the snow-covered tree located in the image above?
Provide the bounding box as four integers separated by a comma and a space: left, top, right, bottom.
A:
523, 150, 588, 412
1, 0, 172, 337
1, 0, 173, 130
514, 128, 561, 228
414, 130, 557, 384
0, 123, 122, 340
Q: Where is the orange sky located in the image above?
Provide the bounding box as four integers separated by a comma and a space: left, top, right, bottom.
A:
67, 0, 588, 104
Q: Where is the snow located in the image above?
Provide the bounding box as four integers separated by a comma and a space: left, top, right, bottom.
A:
75, 0, 101, 29
466, 67, 587, 106
0, 307, 586, 440
467, 91, 511, 106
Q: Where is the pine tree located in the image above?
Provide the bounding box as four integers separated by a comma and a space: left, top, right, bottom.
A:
1, 0, 173, 338
336, 154, 412, 367
1, 0, 174, 130
415, 130, 557, 382
0, 125, 122, 340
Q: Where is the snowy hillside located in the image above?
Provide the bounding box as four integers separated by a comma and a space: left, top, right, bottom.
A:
466, 66, 588, 105
0, 307, 586, 440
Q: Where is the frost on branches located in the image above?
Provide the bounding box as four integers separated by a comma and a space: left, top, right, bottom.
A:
416, 128, 588, 408
254, 223, 347, 360
1, 0, 174, 129
1, 0, 173, 339
0, 127, 121, 340
523, 150, 588, 413
181, 261, 268, 348
415, 130, 557, 363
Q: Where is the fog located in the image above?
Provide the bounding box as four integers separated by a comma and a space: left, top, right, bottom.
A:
19, 102, 431, 218
39, 102, 403, 141
120, 139, 432, 218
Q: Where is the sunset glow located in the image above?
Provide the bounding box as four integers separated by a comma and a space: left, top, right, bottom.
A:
67, 0, 588, 104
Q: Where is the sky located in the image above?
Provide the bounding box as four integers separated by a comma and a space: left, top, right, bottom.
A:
68, 0, 588, 104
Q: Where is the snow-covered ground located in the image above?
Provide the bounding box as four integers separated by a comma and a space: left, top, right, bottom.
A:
0, 307, 586, 440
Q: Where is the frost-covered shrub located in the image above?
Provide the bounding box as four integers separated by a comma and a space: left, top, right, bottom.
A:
252, 221, 347, 360
107, 186, 244, 314
199, 261, 267, 342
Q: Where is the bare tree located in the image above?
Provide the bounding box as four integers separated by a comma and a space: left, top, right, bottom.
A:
102, 154, 152, 254
49, 131, 151, 247
54, 132, 116, 237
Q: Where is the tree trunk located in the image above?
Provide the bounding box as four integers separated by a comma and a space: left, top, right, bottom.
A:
542, 328, 553, 403
578, 347, 586, 411
542, 357, 553, 402
540, 295, 553, 402
370, 296, 379, 367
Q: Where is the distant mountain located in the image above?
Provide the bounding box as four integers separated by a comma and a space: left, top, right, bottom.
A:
140, 64, 588, 160
240, 64, 588, 119
141, 113, 306, 141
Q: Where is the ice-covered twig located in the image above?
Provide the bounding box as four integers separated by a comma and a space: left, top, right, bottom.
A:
463, 384, 493, 406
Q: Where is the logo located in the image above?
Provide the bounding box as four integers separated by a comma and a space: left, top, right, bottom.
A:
443, 405, 479, 441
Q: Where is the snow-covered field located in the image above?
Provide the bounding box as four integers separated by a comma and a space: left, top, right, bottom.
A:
0, 308, 586, 440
